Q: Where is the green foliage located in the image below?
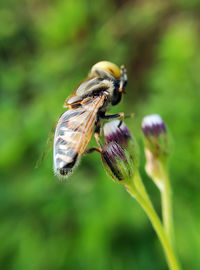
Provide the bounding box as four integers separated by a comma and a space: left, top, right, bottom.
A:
0, 0, 200, 269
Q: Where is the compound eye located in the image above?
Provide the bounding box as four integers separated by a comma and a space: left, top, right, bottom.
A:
90, 61, 121, 79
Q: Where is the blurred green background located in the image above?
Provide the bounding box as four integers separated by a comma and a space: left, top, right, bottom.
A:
1, 0, 200, 269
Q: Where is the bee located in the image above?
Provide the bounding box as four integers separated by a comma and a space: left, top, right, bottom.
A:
53, 61, 128, 179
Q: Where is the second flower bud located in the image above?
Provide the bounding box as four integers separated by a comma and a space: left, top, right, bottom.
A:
100, 120, 137, 184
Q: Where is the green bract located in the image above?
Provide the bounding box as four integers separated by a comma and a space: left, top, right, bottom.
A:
101, 141, 134, 184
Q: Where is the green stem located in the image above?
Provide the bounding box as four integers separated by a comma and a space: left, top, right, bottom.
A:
133, 170, 152, 207
126, 181, 181, 270
160, 161, 174, 246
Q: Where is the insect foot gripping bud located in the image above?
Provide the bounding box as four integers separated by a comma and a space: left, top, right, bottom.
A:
142, 114, 170, 190
101, 141, 134, 184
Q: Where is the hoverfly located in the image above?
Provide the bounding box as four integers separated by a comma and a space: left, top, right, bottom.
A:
53, 61, 128, 179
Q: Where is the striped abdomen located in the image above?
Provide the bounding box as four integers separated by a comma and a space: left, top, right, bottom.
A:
53, 95, 105, 179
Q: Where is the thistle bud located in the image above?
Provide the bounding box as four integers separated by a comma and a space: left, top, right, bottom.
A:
142, 114, 170, 161
101, 141, 134, 184
104, 120, 132, 147
101, 120, 138, 184
103, 120, 139, 166
142, 114, 170, 190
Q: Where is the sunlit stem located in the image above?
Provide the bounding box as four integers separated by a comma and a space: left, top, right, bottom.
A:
125, 179, 181, 270
133, 170, 152, 207
160, 161, 174, 246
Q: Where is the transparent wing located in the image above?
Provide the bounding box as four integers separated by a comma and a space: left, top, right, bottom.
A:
53, 94, 105, 175
35, 119, 59, 168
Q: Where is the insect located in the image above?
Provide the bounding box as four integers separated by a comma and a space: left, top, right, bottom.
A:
53, 61, 128, 179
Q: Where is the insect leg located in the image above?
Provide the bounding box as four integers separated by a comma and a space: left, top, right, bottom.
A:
100, 112, 124, 127
94, 115, 103, 149
84, 114, 103, 155
100, 112, 122, 120
118, 113, 134, 127
100, 112, 134, 127
84, 147, 102, 155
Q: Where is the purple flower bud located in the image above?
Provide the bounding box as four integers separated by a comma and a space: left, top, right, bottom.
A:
101, 120, 139, 183
103, 120, 132, 148
142, 114, 170, 160
142, 115, 166, 137
101, 141, 134, 183
103, 120, 139, 167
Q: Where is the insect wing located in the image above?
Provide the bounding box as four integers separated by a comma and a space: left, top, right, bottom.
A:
63, 77, 102, 108
35, 120, 59, 168
53, 95, 105, 178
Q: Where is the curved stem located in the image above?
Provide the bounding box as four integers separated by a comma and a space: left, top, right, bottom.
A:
160, 161, 174, 246
126, 181, 181, 270
133, 170, 153, 207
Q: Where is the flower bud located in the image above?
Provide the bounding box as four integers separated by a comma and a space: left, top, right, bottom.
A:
103, 120, 139, 166
142, 114, 170, 160
101, 120, 139, 183
101, 141, 134, 183
142, 114, 171, 190
104, 120, 132, 147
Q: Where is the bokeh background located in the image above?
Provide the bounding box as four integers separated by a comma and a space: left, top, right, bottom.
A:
1, 0, 200, 269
